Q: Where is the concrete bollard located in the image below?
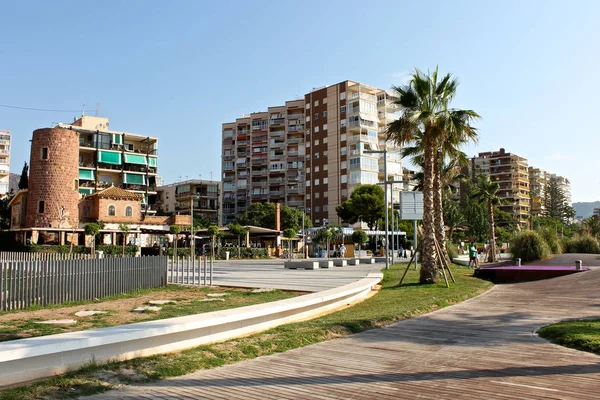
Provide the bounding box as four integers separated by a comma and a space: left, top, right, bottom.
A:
515, 258, 521, 266
575, 260, 583, 270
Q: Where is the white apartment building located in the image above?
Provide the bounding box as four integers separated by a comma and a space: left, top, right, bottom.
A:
0, 130, 10, 196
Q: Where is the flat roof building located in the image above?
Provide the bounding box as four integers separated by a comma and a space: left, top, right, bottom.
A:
0, 130, 11, 197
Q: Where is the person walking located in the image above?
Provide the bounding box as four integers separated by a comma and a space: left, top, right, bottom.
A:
340, 243, 346, 259
199, 243, 206, 260
468, 242, 479, 269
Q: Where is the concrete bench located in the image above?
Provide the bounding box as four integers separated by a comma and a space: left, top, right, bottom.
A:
318, 260, 334, 268
359, 258, 375, 264
284, 261, 319, 270
348, 259, 360, 265
374, 257, 391, 263
333, 259, 348, 267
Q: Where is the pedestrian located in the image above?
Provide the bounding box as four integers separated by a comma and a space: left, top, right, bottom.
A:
200, 243, 206, 260
340, 244, 346, 259
398, 244, 404, 259
468, 242, 479, 269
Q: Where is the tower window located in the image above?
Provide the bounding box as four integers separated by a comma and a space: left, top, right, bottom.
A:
125, 206, 132, 217
108, 205, 116, 216
38, 200, 45, 213
41, 147, 48, 160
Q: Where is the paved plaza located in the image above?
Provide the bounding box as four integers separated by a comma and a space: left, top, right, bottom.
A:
89, 255, 600, 399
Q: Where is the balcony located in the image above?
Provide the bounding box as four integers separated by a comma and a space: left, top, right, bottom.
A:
287, 200, 304, 207
270, 177, 284, 183
252, 181, 268, 188
287, 138, 303, 145
252, 158, 268, 166
269, 191, 284, 197
287, 113, 304, 120
223, 154, 235, 161
269, 118, 285, 126
236, 140, 248, 146
287, 125, 303, 132
252, 193, 268, 200
252, 169, 268, 176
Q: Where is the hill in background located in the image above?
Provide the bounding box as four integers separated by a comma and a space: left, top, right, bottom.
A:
573, 202, 600, 218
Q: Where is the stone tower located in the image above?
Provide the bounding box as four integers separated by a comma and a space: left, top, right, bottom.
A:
25, 127, 80, 228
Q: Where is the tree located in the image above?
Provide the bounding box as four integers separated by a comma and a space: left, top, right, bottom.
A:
336, 185, 385, 230
237, 202, 311, 231
471, 175, 502, 262
119, 223, 131, 256
0, 197, 10, 230
207, 225, 220, 260
543, 177, 573, 225
18, 162, 28, 190
281, 205, 313, 232
84, 222, 101, 256
387, 68, 480, 284
352, 230, 368, 257
283, 228, 297, 259
313, 226, 334, 259
443, 199, 464, 241
169, 224, 181, 259
227, 223, 248, 259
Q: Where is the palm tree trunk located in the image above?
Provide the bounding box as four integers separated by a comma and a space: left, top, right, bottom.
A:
433, 148, 445, 258
488, 203, 497, 262
420, 138, 439, 284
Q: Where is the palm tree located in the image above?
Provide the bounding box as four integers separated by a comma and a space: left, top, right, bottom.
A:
471, 175, 502, 262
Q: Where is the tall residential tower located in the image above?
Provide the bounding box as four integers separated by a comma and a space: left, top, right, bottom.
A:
0, 130, 10, 196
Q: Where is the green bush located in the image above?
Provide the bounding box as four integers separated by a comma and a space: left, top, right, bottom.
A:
537, 227, 563, 254
167, 248, 192, 258
445, 241, 458, 260
29, 244, 88, 254
219, 247, 269, 259
97, 245, 138, 256
510, 230, 551, 262
563, 235, 600, 254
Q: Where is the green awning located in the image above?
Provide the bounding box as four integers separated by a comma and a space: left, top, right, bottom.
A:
148, 157, 157, 167
98, 151, 121, 165
124, 173, 146, 185
124, 153, 148, 165
112, 134, 122, 145
79, 188, 95, 195
78, 169, 95, 180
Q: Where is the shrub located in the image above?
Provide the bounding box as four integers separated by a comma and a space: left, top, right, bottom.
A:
445, 241, 458, 260
29, 244, 88, 254
537, 227, 563, 254
219, 247, 268, 259
563, 235, 600, 254
166, 248, 192, 258
510, 230, 551, 263
97, 245, 138, 256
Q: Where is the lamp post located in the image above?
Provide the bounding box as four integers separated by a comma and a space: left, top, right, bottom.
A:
364, 149, 388, 270
190, 194, 201, 260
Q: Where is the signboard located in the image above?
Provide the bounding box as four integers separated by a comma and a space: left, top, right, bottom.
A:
398, 191, 423, 220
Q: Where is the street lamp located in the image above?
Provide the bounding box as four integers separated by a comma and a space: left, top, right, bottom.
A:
190, 194, 201, 259
363, 148, 389, 270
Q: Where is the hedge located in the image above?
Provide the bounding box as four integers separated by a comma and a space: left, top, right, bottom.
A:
563, 235, 600, 254
510, 230, 551, 262
27, 244, 138, 256
219, 247, 269, 259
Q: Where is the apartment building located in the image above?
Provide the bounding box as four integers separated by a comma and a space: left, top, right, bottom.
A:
549, 173, 572, 205
58, 116, 159, 213
471, 148, 530, 228
528, 167, 549, 217
157, 179, 221, 225
221, 80, 402, 226
0, 130, 10, 196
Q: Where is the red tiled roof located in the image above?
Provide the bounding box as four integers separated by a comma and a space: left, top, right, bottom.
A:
87, 186, 143, 201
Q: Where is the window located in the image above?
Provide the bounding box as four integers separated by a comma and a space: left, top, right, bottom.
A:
340, 119, 347, 128
314, 166, 319, 172
306, 180, 310, 187
323, 98, 327, 104
341, 161, 347, 169
38, 200, 45, 213
324, 164, 328, 171
73, 179, 78, 191
315, 179, 320, 185
315, 152, 319, 159
306, 116, 310, 122
126, 206, 132, 217
323, 205, 328, 211
340, 92, 346, 100
315, 206, 320, 212
315, 192, 320, 199
314, 139, 319, 146
108, 205, 116, 216
340, 105, 346, 114
323, 137, 328, 144
306, 141, 310, 148
341, 189, 348, 198
324, 177, 328, 184
323, 124, 328, 131
41, 147, 48, 160
323, 112, 328, 118
314, 113, 319, 120
305, 103, 310, 109
323, 151, 328, 157
314, 126, 319, 133
314, 100, 319, 107
324, 191, 328, 198
341, 175, 347, 184
341, 133, 346, 141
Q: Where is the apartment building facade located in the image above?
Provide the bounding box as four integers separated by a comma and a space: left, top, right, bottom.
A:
221, 80, 402, 226
471, 148, 530, 228
529, 167, 572, 218
157, 179, 221, 225
58, 116, 159, 213
0, 130, 10, 196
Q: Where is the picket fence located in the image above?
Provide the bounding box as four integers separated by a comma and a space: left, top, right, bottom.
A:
0, 256, 167, 311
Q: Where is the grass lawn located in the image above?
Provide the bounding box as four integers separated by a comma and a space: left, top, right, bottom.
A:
538, 319, 600, 355
0, 263, 492, 400
0, 285, 301, 342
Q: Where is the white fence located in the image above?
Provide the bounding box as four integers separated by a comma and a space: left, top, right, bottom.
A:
0, 256, 167, 311
167, 256, 214, 286
0, 251, 92, 262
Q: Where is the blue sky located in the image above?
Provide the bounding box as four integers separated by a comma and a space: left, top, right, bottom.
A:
1, 0, 598, 202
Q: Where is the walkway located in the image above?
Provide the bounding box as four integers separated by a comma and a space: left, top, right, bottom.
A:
89, 261, 600, 399
172, 259, 382, 292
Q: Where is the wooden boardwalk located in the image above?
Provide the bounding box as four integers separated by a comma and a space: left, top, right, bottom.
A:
89, 267, 600, 399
